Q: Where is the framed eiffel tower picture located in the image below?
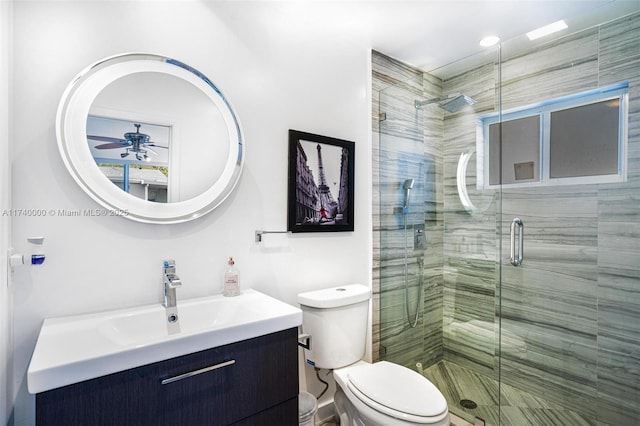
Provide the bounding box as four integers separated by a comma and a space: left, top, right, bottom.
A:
288, 129, 355, 233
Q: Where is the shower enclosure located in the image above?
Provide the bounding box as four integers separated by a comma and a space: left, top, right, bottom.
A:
373, 11, 639, 426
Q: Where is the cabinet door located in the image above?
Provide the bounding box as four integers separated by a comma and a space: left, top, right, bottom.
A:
230, 397, 298, 426
160, 328, 298, 425
36, 362, 161, 426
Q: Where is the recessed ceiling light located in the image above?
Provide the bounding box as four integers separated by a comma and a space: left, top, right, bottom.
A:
526, 20, 568, 41
479, 35, 501, 47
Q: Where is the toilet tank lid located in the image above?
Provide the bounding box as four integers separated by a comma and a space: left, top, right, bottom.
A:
298, 284, 371, 308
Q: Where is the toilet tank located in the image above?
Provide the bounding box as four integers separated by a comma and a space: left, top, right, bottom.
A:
297, 284, 371, 370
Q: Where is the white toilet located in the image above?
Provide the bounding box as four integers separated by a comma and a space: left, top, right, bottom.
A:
298, 284, 450, 426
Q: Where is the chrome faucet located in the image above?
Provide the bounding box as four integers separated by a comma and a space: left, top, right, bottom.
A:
162, 259, 182, 308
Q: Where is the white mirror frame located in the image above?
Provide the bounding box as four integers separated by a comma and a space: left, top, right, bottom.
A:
56, 53, 244, 224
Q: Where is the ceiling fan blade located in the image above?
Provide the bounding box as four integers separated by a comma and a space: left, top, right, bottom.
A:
147, 143, 168, 149
87, 135, 128, 144
95, 142, 131, 150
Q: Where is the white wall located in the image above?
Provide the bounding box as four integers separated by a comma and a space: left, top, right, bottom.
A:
1, 1, 13, 424
9, 2, 372, 424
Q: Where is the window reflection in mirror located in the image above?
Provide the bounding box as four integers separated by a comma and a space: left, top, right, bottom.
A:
87, 116, 170, 202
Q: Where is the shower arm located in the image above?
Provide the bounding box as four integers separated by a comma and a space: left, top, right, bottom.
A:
415, 96, 449, 109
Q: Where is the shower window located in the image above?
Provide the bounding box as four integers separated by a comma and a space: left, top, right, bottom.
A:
488, 115, 540, 185
479, 82, 628, 188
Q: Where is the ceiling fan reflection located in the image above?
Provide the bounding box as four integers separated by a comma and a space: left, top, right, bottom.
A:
87, 123, 167, 161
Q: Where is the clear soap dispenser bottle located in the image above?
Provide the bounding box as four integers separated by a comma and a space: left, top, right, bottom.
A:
223, 257, 240, 297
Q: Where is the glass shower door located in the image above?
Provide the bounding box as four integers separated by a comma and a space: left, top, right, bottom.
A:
498, 183, 602, 424
376, 77, 440, 370
375, 45, 504, 424
496, 15, 640, 424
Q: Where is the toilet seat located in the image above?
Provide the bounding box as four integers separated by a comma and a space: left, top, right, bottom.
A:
341, 361, 448, 424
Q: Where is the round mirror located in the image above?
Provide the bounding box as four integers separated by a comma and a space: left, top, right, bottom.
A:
56, 53, 244, 223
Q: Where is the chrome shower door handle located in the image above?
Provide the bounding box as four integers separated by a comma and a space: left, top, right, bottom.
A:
510, 218, 524, 267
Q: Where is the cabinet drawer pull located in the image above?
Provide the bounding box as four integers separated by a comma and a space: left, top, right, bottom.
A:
161, 359, 236, 385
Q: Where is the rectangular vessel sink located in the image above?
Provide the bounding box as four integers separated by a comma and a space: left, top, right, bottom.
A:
28, 289, 302, 394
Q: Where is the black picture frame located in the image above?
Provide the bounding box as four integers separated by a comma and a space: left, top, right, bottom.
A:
287, 129, 355, 233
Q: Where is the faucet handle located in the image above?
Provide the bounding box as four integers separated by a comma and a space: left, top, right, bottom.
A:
168, 276, 182, 288
163, 259, 176, 274
163, 259, 181, 289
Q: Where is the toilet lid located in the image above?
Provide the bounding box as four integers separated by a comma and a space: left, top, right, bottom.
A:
346, 361, 447, 418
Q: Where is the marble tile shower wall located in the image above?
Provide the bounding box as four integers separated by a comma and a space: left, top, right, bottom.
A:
372, 51, 445, 368
372, 10, 639, 425
593, 14, 640, 424
440, 61, 500, 379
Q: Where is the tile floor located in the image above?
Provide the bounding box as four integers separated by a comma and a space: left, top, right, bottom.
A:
423, 360, 597, 426
313, 360, 597, 425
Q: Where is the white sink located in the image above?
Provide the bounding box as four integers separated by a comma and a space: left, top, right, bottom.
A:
28, 289, 302, 394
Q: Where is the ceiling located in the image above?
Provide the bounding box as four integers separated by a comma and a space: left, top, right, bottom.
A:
363, 0, 640, 73
217, 0, 640, 77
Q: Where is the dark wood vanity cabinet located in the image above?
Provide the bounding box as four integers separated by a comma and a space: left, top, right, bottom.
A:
36, 328, 299, 426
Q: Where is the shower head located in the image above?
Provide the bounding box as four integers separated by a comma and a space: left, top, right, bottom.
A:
403, 179, 415, 210
415, 93, 477, 113
439, 94, 477, 113
403, 178, 415, 190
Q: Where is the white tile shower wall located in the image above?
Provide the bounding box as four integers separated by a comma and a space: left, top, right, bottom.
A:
9, 2, 373, 424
